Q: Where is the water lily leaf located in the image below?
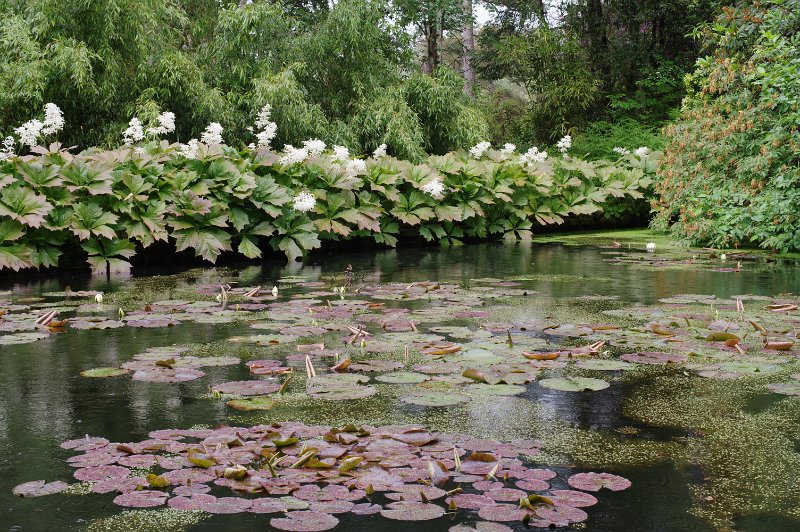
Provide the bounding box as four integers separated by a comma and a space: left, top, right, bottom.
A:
350, 502, 383, 515
12, 480, 69, 497
226, 396, 275, 410
477, 504, 531, 522
212, 380, 282, 396
401, 392, 469, 407
270, 510, 339, 531
767, 382, 800, 396
112, 489, 168, 508
145, 473, 170, 488
380, 501, 445, 521
80, 367, 129, 378
132, 367, 205, 383
0, 332, 49, 345
574, 359, 633, 371
449, 523, 513, 532
548, 490, 598, 507
307, 384, 377, 401
619, 351, 687, 365
73, 465, 130, 481
446, 493, 496, 510
468, 384, 527, 396
705, 332, 740, 342
567, 472, 631, 492
375, 371, 430, 384
538, 377, 609, 392
534, 505, 589, 525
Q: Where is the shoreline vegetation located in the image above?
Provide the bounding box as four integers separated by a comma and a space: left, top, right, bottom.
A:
0, 104, 656, 275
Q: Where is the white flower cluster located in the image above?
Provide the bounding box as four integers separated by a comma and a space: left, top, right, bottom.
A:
146, 111, 176, 137
373, 144, 387, 158
201, 122, 224, 145
556, 135, 572, 153
302, 138, 326, 156
279, 145, 309, 166
0, 136, 15, 161
500, 143, 516, 155
421, 178, 445, 200
634, 146, 650, 157
123, 118, 145, 145
13, 103, 65, 149
293, 191, 316, 212
41, 103, 65, 136
332, 145, 350, 163
254, 105, 278, 148
519, 146, 548, 166
344, 158, 367, 178
612, 147, 630, 156
469, 141, 491, 159
178, 139, 200, 159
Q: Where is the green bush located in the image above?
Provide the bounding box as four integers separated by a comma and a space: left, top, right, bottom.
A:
0, 107, 656, 273
571, 119, 666, 161
652, 0, 800, 252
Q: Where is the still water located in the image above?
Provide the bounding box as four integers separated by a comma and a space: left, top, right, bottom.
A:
1, 241, 799, 531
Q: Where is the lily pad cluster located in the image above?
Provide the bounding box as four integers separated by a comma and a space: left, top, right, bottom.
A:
15, 422, 630, 530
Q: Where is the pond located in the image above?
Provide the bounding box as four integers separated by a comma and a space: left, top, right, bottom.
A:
2, 232, 800, 531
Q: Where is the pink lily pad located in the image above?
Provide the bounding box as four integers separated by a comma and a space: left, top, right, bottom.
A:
535, 505, 589, 525
212, 380, 282, 396
60, 436, 109, 451
515, 479, 550, 491
446, 493, 495, 510
132, 367, 205, 383
350, 503, 382, 515
73, 465, 130, 481
567, 472, 632, 492
270, 510, 340, 531
380, 501, 446, 521
485, 487, 527, 502
12, 480, 69, 497
91, 477, 148, 494
548, 490, 599, 507
113, 489, 168, 508
477, 504, 531, 522
449, 523, 513, 532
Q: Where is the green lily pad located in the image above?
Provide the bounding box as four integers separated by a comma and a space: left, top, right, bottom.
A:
468, 384, 527, 396
226, 396, 276, 411
539, 377, 610, 392
375, 372, 430, 384
574, 359, 633, 371
401, 392, 469, 407
80, 367, 130, 378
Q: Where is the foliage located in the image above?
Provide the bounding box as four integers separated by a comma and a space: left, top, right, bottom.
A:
652, 0, 800, 253
0, 127, 656, 272
0, 0, 484, 159
571, 119, 666, 161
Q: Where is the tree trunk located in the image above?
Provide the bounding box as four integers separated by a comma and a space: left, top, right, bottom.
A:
461, 0, 475, 97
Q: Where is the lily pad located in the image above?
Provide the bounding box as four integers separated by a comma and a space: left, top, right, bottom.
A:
767, 382, 800, 396
212, 380, 282, 396
12, 480, 69, 497
270, 510, 339, 531
539, 377, 610, 392
401, 392, 469, 407
468, 384, 527, 396
620, 351, 687, 365
307, 384, 377, 401
80, 367, 130, 378
375, 372, 430, 384
567, 472, 631, 492
226, 396, 276, 410
380, 501, 445, 521
113, 490, 168, 508
574, 359, 633, 371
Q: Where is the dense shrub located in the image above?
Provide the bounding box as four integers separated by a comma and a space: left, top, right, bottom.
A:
0, 107, 655, 273
652, 0, 800, 252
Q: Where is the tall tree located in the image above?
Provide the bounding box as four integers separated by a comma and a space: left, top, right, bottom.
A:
461, 0, 475, 96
